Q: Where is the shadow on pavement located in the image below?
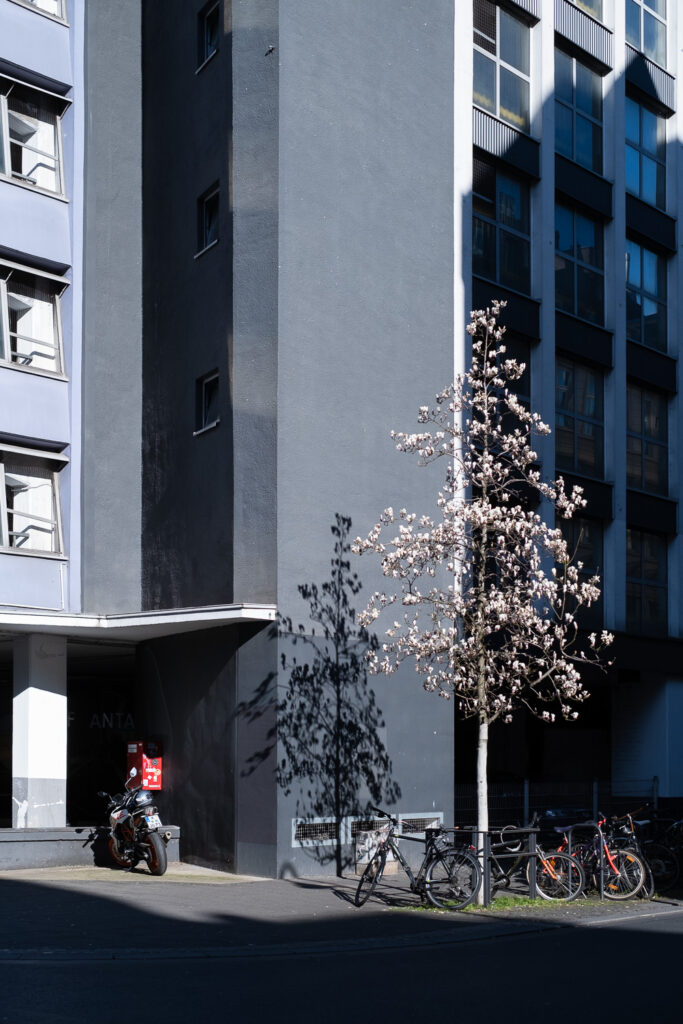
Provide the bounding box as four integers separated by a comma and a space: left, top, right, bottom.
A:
0, 873, 682, 1023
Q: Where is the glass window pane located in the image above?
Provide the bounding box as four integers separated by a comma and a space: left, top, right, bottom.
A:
627, 435, 642, 487
555, 206, 573, 255
645, 0, 666, 17
473, 0, 497, 44
555, 413, 575, 469
643, 392, 666, 441
642, 248, 658, 295
555, 257, 574, 313
643, 299, 666, 351
576, 421, 603, 475
500, 9, 529, 75
641, 156, 659, 207
576, 366, 602, 419
575, 62, 601, 119
625, 98, 640, 144
656, 162, 666, 209
643, 533, 666, 581
499, 67, 529, 132
555, 102, 573, 160
555, 50, 573, 104
473, 50, 496, 113
643, 442, 667, 493
556, 362, 574, 411
627, 386, 642, 433
644, 11, 666, 66
577, 266, 603, 323
574, 0, 602, 17
626, 529, 642, 577
497, 176, 528, 232
472, 217, 496, 280
576, 116, 601, 173
643, 109, 659, 156
7, 280, 59, 373
625, 240, 641, 288
626, 288, 642, 342
576, 215, 602, 267
499, 232, 530, 293
625, 145, 640, 195
4, 461, 58, 552
625, 0, 641, 47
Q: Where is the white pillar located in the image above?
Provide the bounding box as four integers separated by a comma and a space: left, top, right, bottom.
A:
12, 634, 67, 828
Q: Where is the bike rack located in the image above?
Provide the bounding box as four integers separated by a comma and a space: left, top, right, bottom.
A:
563, 820, 606, 900
453, 826, 540, 907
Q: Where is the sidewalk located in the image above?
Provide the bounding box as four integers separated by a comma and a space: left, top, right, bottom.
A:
0, 862, 681, 961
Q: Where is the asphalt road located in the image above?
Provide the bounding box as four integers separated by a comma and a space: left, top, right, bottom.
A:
1, 865, 682, 1023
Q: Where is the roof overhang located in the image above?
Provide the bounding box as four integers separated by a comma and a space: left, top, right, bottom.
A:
0, 603, 277, 642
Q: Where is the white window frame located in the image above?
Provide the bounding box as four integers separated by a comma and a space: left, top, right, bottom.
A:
626, 0, 667, 68
6, 0, 66, 24
0, 77, 68, 198
473, 1, 531, 134
0, 259, 68, 377
0, 443, 67, 557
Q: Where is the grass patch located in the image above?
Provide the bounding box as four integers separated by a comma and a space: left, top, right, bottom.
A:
461, 895, 548, 912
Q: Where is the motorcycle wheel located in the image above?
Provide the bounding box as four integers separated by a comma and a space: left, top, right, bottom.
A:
108, 836, 133, 868
144, 831, 168, 876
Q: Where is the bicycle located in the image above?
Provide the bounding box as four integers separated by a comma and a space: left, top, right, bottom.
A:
354, 807, 481, 910
487, 821, 585, 902
556, 816, 647, 900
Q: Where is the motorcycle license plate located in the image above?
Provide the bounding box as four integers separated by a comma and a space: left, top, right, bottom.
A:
145, 814, 162, 828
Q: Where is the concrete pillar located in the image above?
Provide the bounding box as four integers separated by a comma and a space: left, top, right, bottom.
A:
12, 634, 67, 828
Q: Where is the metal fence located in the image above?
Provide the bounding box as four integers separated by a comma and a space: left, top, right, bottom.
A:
453, 778, 662, 828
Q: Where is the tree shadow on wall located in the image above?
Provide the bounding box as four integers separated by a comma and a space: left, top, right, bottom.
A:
238, 514, 400, 876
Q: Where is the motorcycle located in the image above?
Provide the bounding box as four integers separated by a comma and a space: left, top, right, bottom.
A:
98, 767, 170, 876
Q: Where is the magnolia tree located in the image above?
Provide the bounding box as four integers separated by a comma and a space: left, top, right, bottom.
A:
353, 303, 612, 841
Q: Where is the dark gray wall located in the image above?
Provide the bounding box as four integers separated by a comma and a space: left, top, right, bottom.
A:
82, 1, 142, 613
138, 626, 243, 869
142, 0, 234, 608
270, 0, 456, 874
142, 0, 279, 610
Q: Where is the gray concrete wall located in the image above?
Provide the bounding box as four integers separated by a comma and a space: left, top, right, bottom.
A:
81, 1, 143, 613
270, 0, 456, 875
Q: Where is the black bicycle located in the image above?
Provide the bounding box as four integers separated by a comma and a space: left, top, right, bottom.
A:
354, 807, 481, 910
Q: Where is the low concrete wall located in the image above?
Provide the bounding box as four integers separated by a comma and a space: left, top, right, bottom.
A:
0, 827, 180, 870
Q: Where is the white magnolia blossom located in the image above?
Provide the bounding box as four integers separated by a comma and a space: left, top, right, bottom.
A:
353, 304, 612, 836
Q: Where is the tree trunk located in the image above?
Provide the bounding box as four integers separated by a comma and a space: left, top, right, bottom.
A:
476, 714, 489, 904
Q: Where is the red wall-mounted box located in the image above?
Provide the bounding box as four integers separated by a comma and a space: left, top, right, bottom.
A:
126, 741, 163, 790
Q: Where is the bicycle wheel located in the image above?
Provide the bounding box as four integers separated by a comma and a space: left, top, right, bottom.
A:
355, 850, 386, 907
527, 852, 584, 902
425, 849, 482, 910
599, 849, 646, 900
643, 842, 679, 892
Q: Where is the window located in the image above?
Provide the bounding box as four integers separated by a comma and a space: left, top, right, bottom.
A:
0, 449, 64, 554
473, 0, 530, 133
625, 97, 665, 210
625, 239, 667, 352
195, 371, 220, 434
626, 0, 666, 67
15, 0, 65, 18
0, 263, 65, 374
560, 515, 604, 628
571, 0, 602, 16
555, 49, 602, 174
627, 383, 667, 494
555, 358, 604, 478
197, 185, 219, 253
626, 528, 667, 635
473, 157, 530, 294
0, 81, 64, 195
198, 2, 219, 68
555, 205, 604, 324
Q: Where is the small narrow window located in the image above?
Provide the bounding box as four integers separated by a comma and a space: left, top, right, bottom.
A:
195, 372, 220, 434
0, 449, 65, 554
0, 263, 66, 375
198, 2, 220, 68
197, 185, 219, 254
0, 80, 65, 195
